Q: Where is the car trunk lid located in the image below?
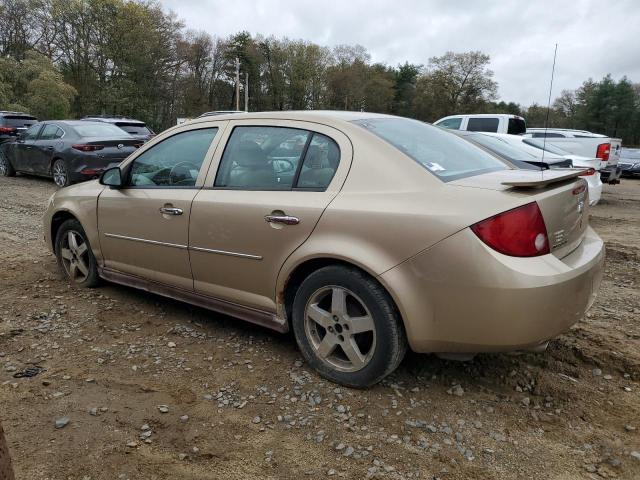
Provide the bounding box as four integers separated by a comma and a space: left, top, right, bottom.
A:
450, 169, 589, 259
79, 136, 140, 160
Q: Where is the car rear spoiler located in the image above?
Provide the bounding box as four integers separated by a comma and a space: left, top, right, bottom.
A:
501, 168, 587, 188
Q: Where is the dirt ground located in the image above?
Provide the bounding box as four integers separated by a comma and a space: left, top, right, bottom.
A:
1, 174, 639, 480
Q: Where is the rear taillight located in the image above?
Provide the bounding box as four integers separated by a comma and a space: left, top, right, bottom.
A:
596, 143, 610, 163
579, 168, 596, 176
470, 202, 550, 257
72, 144, 104, 152
0, 127, 16, 134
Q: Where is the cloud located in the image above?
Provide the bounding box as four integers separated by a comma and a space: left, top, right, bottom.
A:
160, 0, 640, 106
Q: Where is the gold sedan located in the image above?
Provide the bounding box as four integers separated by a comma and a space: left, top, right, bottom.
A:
43, 112, 605, 387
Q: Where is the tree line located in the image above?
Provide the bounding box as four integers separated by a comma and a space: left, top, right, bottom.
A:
1, 0, 638, 144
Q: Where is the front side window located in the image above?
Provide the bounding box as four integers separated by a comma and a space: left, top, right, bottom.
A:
467, 117, 499, 133
353, 118, 508, 182
22, 124, 42, 140
215, 126, 311, 190
435, 117, 462, 130
129, 128, 218, 187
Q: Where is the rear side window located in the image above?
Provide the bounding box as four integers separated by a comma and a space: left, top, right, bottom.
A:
353, 118, 508, 182
467, 118, 499, 133
296, 133, 340, 189
435, 117, 462, 130
507, 118, 526, 135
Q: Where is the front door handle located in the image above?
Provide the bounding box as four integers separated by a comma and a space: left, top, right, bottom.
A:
264, 214, 300, 225
159, 206, 183, 216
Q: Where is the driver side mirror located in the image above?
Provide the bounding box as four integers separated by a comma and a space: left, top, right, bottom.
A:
99, 167, 123, 188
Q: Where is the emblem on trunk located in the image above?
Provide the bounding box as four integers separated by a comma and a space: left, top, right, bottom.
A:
117, 144, 124, 149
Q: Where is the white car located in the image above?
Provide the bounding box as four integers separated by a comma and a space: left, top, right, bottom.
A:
467, 132, 603, 205
525, 128, 621, 185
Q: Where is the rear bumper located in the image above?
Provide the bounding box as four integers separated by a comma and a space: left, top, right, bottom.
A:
381, 226, 605, 353
600, 165, 621, 183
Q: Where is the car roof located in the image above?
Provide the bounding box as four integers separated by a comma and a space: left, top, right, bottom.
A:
50, 120, 116, 127
82, 116, 146, 124
187, 110, 400, 127
437, 113, 524, 120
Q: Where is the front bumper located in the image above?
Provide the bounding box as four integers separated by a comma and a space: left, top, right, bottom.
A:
381, 226, 605, 353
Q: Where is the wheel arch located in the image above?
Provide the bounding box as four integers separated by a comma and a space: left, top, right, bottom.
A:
50, 209, 79, 251
279, 256, 407, 338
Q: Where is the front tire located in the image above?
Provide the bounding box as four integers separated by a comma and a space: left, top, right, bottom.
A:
52, 159, 71, 187
54, 219, 100, 288
292, 266, 408, 388
0, 150, 15, 177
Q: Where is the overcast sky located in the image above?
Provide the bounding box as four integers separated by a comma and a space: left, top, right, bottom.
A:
160, 0, 640, 106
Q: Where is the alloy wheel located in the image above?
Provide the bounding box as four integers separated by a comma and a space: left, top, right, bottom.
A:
53, 161, 67, 187
60, 230, 90, 283
304, 286, 377, 372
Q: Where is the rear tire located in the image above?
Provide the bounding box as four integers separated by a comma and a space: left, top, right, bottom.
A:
54, 219, 100, 288
52, 159, 71, 187
292, 265, 408, 388
0, 150, 15, 177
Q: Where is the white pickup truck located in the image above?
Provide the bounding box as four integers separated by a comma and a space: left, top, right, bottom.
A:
434, 114, 527, 135
524, 128, 622, 184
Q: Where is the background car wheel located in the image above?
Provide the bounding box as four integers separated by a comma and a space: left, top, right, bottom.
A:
0, 150, 16, 177
292, 265, 408, 388
54, 219, 100, 288
52, 159, 70, 187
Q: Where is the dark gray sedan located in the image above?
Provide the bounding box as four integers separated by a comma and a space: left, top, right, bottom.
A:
0, 120, 141, 187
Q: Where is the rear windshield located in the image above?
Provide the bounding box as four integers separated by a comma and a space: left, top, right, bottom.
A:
116, 122, 153, 135
523, 138, 570, 156
465, 134, 538, 162
72, 123, 132, 138
353, 117, 508, 182
3, 115, 37, 127
507, 117, 526, 135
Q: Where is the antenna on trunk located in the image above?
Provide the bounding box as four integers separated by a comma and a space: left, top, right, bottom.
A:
541, 43, 558, 165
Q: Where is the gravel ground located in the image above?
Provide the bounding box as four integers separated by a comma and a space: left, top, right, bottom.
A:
1, 174, 639, 480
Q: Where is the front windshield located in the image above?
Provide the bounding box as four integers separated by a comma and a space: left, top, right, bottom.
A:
523, 138, 570, 156
353, 118, 508, 182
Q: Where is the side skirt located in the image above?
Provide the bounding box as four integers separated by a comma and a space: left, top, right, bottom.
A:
99, 267, 289, 333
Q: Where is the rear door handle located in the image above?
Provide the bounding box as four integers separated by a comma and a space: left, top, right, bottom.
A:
159, 206, 183, 216
264, 214, 299, 225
